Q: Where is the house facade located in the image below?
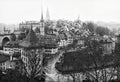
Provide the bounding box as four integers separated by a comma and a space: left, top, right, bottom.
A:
0, 41, 22, 71
100, 36, 115, 55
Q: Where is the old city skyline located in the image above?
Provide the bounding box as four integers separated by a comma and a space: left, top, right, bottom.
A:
0, 0, 120, 24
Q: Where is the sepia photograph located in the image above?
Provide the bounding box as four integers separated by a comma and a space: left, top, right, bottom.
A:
0, 0, 120, 82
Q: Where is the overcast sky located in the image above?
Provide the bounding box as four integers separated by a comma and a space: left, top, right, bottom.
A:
0, 0, 120, 24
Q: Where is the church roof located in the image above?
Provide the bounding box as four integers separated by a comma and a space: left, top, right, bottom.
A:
19, 27, 41, 49
40, 8, 44, 22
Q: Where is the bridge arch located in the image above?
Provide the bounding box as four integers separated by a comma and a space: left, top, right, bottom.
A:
2, 37, 10, 47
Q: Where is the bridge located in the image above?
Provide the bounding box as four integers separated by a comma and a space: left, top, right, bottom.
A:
0, 33, 13, 48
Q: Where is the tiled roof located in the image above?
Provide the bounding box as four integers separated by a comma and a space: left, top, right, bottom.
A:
19, 28, 58, 49
58, 34, 66, 40
37, 34, 58, 41
43, 35, 57, 40
39, 37, 58, 48
44, 40, 58, 48
19, 27, 40, 48
64, 32, 71, 38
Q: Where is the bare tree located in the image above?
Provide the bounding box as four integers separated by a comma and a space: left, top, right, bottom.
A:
83, 38, 116, 82
23, 49, 45, 81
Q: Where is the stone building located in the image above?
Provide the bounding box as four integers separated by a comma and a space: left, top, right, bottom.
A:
19, 9, 45, 35
0, 40, 22, 71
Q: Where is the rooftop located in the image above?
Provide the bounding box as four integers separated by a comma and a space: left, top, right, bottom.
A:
19, 27, 40, 48
19, 27, 58, 49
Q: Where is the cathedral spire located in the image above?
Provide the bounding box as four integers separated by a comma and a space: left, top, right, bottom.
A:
40, 6, 44, 22
77, 15, 80, 20
46, 7, 50, 21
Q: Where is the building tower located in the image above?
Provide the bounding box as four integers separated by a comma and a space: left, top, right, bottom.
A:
40, 7, 45, 36
46, 7, 50, 21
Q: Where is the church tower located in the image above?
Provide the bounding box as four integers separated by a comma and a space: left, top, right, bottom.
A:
40, 7, 45, 36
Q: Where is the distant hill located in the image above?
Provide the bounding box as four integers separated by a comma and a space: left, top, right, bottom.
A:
0, 23, 19, 33
95, 21, 120, 33
96, 21, 120, 30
